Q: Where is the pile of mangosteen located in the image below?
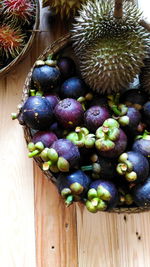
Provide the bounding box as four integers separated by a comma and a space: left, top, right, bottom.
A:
12, 53, 150, 213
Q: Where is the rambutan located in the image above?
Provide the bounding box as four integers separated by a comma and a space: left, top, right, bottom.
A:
1, 0, 35, 24
0, 24, 25, 58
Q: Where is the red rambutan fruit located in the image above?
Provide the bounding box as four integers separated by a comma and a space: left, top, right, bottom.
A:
1, 0, 35, 24
0, 24, 25, 58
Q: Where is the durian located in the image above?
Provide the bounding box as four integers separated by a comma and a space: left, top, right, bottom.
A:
42, 0, 88, 19
72, 0, 150, 94
139, 50, 150, 93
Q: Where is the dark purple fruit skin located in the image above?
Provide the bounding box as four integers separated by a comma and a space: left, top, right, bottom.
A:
57, 57, 76, 79
143, 102, 150, 119
132, 178, 150, 207
120, 89, 147, 108
89, 180, 118, 210
84, 105, 110, 132
132, 139, 150, 159
51, 139, 80, 168
60, 77, 86, 99
97, 129, 127, 158
125, 107, 141, 130
126, 151, 149, 183
44, 94, 60, 110
32, 131, 58, 147
54, 98, 84, 129
49, 122, 64, 138
22, 96, 53, 130
32, 65, 61, 92
57, 170, 91, 193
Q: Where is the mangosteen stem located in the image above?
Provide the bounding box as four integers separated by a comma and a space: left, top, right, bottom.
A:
28, 149, 40, 158
114, 0, 123, 19
11, 113, 18, 120
30, 90, 36, 96
65, 195, 74, 207
81, 165, 93, 172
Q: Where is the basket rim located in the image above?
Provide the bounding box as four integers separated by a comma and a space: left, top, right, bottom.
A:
21, 33, 150, 214
0, 0, 40, 77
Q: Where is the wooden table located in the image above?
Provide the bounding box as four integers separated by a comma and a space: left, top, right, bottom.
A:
0, 1, 150, 266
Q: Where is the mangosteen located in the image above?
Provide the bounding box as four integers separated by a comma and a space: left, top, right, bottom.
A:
132, 178, 150, 207
66, 127, 95, 149
32, 64, 61, 92
27, 131, 58, 158
60, 77, 86, 99
57, 170, 91, 206
54, 98, 84, 129
116, 151, 149, 184
44, 94, 60, 109
57, 56, 76, 79
95, 118, 127, 158
108, 95, 141, 133
132, 131, 150, 160
143, 102, 150, 121
84, 105, 110, 132
21, 96, 53, 130
86, 180, 118, 213
120, 89, 147, 110
49, 122, 64, 138
81, 154, 117, 180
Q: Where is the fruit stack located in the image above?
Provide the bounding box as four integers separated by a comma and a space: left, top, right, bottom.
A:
13, 0, 150, 213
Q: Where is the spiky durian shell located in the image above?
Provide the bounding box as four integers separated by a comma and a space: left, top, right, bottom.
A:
139, 51, 150, 93
72, 0, 150, 94
0, 24, 25, 58
42, 0, 88, 19
1, 0, 36, 24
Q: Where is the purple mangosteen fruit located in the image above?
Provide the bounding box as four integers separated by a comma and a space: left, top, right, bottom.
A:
95, 118, 127, 158
27, 131, 58, 158
84, 105, 110, 132
40, 139, 81, 173
54, 98, 84, 129
143, 102, 150, 123
57, 170, 91, 206
57, 56, 76, 79
132, 177, 150, 207
117, 151, 149, 184
44, 94, 60, 110
21, 96, 53, 130
60, 77, 86, 99
89, 95, 108, 108
132, 131, 150, 160
108, 95, 142, 133
32, 64, 61, 92
120, 89, 147, 110
86, 180, 118, 213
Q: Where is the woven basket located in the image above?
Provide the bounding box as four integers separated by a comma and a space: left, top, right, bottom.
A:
22, 33, 150, 214
0, 0, 40, 77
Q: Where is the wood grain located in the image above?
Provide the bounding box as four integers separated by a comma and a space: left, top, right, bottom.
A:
0, 56, 36, 266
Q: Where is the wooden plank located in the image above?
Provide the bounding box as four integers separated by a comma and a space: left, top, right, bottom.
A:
34, 2, 78, 267
0, 61, 36, 266
34, 165, 78, 267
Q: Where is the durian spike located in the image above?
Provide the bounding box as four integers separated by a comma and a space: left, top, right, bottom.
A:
114, 0, 123, 18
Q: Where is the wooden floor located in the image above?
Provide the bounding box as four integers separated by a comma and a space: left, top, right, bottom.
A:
1, 0, 150, 266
